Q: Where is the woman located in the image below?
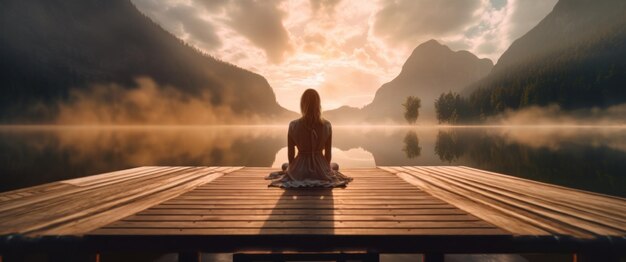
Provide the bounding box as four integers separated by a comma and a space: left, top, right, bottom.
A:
266, 89, 353, 188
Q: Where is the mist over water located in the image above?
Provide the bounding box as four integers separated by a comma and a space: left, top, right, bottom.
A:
53, 78, 265, 125
486, 104, 626, 126
1, 125, 625, 197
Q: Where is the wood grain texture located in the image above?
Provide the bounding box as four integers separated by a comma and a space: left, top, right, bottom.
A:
2, 165, 623, 245
0, 166, 242, 236
385, 166, 626, 239
91, 167, 507, 237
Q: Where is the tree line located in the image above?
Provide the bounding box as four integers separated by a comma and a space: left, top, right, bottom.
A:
433, 23, 626, 124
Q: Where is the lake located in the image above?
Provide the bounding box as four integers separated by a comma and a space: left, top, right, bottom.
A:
1, 125, 625, 197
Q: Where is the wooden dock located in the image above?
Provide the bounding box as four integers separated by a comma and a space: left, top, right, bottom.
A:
0, 166, 625, 261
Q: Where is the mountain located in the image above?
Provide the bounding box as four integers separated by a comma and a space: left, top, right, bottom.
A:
325, 40, 492, 124
464, 0, 626, 117
0, 0, 293, 123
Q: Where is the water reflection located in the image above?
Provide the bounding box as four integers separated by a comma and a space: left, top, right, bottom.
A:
402, 131, 421, 159
434, 128, 626, 197
272, 147, 376, 168
0, 126, 286, 192
434, 130, 466, 162
0, 126, 625, 197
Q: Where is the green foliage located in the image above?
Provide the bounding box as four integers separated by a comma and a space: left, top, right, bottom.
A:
462, 20, 626, 120
434, 91, 474, 124
402, 96, 421, 124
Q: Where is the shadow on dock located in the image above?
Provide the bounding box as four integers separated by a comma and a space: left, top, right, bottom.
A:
260, 188, 335, 238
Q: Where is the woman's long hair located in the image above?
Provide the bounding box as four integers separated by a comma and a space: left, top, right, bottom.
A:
300, 89, 323, 127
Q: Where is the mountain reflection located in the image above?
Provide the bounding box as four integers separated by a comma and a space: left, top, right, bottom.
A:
1, 126, 625, 197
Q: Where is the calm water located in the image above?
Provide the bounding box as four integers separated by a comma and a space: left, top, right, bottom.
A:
1, 125, 625, 197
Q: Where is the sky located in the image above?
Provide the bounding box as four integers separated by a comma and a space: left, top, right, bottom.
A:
131, 0, 558, 112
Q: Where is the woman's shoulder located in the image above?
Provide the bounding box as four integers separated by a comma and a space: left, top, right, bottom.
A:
289, 118, 301, 129
322, 119, 333, 133
322, 118, 332, 126
289, 118, 301, 126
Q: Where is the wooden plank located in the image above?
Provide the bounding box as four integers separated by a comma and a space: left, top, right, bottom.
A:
4, 165, 626, 256
136, 208, 468, 216
122, 214, 480, 222
386, 168, 549, 236
410, 167, 623, 236
98, 166, 504, 237
62, 166, 156, 186
452, 167, 626, 213
0, 179, 82, 200
8, 165, 623, 243
102, 220, 497, 229
185, 189, 424, 192
197, 187, 419, 190
1, 167, 208, 235
41, 168, 229, 235
131, 164, 487, 245
432, 167, 626, 230
216, 167, 245, 173
90, 227, 508, 235
209, 179, 404, 182
0, 167, 199, 235
398, 166, 587, 235
174, 195, 432, 200
152, 204, 456, 209
161, 199, 447, 205
0, 167, 185, 215
395, 167, 597, 238
189, 189, 424, 193
461, 166, 626, 204
0, 167, 190, 227
198, 191, 408, 195
64, 166, 179, 188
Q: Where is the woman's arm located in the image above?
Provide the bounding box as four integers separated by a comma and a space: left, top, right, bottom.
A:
324, 123, 332, 164
288, 124, 295, 164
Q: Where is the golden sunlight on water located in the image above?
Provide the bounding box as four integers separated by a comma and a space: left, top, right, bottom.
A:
0, 125, 625, 196
272, 147, 377, 168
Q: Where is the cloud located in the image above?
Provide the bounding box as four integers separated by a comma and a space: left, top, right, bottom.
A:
373, 0, 483, 45
166, 4, 221, 49
459, 0, 558, 62
503, 0, 558, 43
131, 0, 221, 50
224, 0, 293, 63
318, 67, 382, 109
310, 0, 342, 16
131, 0, 559, 111
195, 0, 229, 13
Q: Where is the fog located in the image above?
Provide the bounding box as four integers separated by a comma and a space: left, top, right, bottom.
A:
486, 104, 626, 126
2, 125, 625, 196
44, 76, 626, 127
54, 77, 283, 125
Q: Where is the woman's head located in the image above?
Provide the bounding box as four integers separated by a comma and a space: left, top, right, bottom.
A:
300, 89, 323, 126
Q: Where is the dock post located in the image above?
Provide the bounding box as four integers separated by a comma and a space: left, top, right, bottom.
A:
364, 252, 380, 262
575, 252, 620, 262
422, 253, 443, 262
178, 251, 201, 262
